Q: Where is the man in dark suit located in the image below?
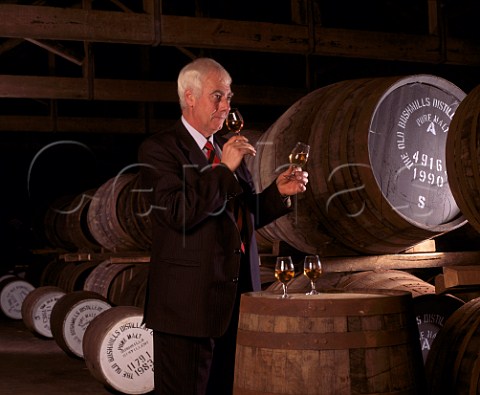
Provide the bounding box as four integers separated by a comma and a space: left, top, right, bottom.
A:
138, 57, 308, 395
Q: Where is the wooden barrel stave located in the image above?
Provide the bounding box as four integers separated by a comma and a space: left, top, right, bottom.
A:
87, 173, 152, 252
65, 189, 102, 251
116, 265, 149, 308
40, 259, 66, 287
425, 298, 480, 394
43, 196, 77, 251
87, 174, 138, 252
83, 260, 146, 306
337, 270, 435, 296
447, 83, 480, 232
121, 174, 152, 250
63, 260, 99, 292
55, 262, 78, 290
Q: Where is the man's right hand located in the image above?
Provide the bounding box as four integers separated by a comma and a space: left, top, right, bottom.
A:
220, 135, 256, 172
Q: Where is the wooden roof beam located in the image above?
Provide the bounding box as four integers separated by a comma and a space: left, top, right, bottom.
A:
0, 115, 271, 134
0, 115, 173, 134
0, 75, 306, 105
25, 38, 84, 66
0, 5, 479, 65
0, 4, 157, 45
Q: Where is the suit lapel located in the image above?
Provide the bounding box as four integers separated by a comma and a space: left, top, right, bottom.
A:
176, 121, 209, 167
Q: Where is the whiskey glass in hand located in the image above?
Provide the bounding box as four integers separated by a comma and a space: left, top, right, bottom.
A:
226, 108, 244, 136
286, 141, 310, 179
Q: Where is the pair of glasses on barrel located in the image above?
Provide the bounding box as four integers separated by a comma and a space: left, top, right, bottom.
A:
225, 108, 311, 175
275, 255, 322, 298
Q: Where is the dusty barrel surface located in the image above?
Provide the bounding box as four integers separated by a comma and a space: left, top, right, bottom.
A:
0, 276, 35, 319
446, 83, 480, 232
65, 189, 102, 251
43, 195, 77, 251
425, 297, 480, 394
115, 265, 149, 308
40, 259, 99, 291
83, 260, 146, 306
21, 285, 66, 338
87, 173, 151, 252
337, 269, 464, 363
83, 306, 154, 394
51, 290, 111, 358
123, 173, 152, 250
250, 75, 466, 255
40, 259, 68, 287
234, 290, 425, 395
43, 190, 101, 252
59, 260, 100, 292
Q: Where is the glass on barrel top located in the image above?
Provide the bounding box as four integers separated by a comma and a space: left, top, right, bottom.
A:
274, 256, 295, 299
303, 255, 322, 295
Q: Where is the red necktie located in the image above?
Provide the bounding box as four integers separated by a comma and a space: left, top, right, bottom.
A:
204, 141, 220, 167
235, 200, 246, 253
204, 140, 245, 252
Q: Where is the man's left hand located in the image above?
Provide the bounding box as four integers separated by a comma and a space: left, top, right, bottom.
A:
276, 166, 309, 196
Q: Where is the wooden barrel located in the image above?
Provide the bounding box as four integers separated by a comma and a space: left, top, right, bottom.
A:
249, 75, 466, 255
43, 190, 102, 252
0, 276, 35, 319
40, 259, 67, 286
121, 173, 152, 250
55, 262, 78, 289
337, 270, 464, 363
83, 306, 154, 394
425, 297, 480, 394
64, 189, 102, 251
50, 290, 112, 358
87, 173, 151, 252
40, 259, 98, 291
21, 286, 66, 338
43, 195, 77, 251
83, 260, 146, 306
234, 290, 425, 394
339, 269, 435, 296
116, 265, 149, 308
446, 83, 480, 232
62, 260, 99, 292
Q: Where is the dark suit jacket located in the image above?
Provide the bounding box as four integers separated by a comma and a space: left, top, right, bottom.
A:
138, 120, 290, 338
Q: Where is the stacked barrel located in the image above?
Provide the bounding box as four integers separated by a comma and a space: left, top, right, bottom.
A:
0, 260, 153, 395
43, 173, 151, 253
248, 74, 468, 255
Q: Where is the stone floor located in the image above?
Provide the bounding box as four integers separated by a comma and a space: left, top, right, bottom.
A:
0, 314, 119, 395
